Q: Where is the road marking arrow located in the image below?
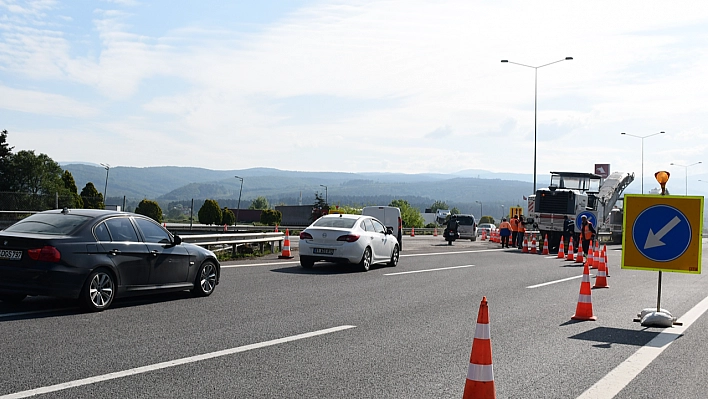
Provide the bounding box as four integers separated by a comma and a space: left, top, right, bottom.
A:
644, 216, 681, 249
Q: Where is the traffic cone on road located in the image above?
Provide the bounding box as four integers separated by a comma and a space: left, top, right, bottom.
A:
278, 229, 294, 259
433, 227, 438, 237
557, 239, 565, 259
603, 245, 610, 277
575, 246, 584, 264
587, 243, 596, 269
566, 238, 574, 261
593, 252, 609, 289
542, 234, 550, 255
410, 227, 415, 237
530, 236, 537, 254
592, 243, 601, 270
462, 296, 496, 399
275, 225, 279, 233
571, 262, 597, 321
481, 229, 487, 241
522, 235, 529, 253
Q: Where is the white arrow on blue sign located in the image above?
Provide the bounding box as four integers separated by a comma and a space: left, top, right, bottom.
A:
575, 211, 597, 231
631, 205, 692, 262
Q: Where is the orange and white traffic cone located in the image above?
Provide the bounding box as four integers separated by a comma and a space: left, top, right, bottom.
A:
223, 224, 228, 232
278, 229, 294, 259
433, 227, 438, 237
592, 243, 601, 270
603, 245, 610, 277
530, 236, 537, 254
593, 251, 609, 289
557, 239, 565, 259
462, 296, 496, 399
522, 235, 529, 253
541, 234, 550, 255
572, 262, 597, 321
575, 245, 584, 264
275, 225, 279, 233
410, 227, 415, 237
481, 229, 487, 241
566, 237, 574, 261
587, 243, 596, 269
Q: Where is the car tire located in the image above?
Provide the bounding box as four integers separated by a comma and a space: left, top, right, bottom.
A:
471, 236, 477, 242
388, 245, 399, 267
192, 261, 218, 297
300, 257, 314, 269
80, 269, 115, 312
0, 293, 26, 303
359, 247, 372, 272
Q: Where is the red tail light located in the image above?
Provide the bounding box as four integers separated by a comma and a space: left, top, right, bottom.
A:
337, 234, 360, 242
398, 217, 402, 230
27, 246, 61, 262
300, 232, 313, 240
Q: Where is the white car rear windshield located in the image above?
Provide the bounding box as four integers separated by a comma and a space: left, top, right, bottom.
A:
313, 218, 357, 229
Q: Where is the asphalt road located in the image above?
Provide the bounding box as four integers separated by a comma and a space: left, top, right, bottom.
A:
1, 235, 708, 398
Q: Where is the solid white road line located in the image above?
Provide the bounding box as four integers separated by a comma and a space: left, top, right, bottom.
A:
384, 265, 475, 276
576, 294, 708, 399
526, 275, 586, 289
0, 325, 356, 399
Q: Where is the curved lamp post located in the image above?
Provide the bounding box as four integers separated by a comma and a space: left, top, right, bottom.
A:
670, 161, 702, 195
620, 132, 665, 193
100, 163, 110, 204
475, 200, 483, 219
501, 57, 573, 192
320, 184, 328, 204
234, 176, 243, 224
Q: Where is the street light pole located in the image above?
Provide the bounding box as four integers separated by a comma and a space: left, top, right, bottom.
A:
501, 57, 573, 193
320, 184, 328, 204
100, 163, 110, 205
621, 132, 665, 193
475, 200, 483, 219
234, 176, 243, 224
670, 161, 702, 195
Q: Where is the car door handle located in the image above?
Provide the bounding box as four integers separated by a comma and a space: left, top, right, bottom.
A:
109, 249, 121, 256
151, 250, 159, 257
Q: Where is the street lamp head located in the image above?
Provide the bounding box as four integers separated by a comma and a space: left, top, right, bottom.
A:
501, 60, 508, 63
565, 57, 573, 60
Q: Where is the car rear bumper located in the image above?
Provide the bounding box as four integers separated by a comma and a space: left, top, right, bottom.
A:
0, 263, 89, 299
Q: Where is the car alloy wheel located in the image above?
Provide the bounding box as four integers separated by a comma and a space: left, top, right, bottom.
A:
359, 247, 372, 272
192, 261, 217, 297
388, 245, 399, 267
81, 270, 115, 311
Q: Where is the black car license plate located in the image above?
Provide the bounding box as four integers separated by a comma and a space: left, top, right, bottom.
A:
313, 248, 334, 255
0, 250, 22, 260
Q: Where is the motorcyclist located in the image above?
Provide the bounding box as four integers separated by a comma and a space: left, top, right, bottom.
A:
444, 216, 459, 245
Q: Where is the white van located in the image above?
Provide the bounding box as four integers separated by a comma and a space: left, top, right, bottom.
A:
361, 206, 403, 250
451, 214, 477, 241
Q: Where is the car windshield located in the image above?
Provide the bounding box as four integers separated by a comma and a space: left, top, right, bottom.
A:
313, 217, 357, 229
455, 216, 475, 226
4, 213, 93, 235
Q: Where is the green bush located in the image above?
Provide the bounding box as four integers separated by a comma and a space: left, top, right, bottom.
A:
198, 199, 222, 225
135, 199, 163, 223
221, 207, 235, 225
260, 209, 282, 226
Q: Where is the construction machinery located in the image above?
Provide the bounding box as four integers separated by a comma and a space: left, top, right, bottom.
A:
527, 171, 634, 250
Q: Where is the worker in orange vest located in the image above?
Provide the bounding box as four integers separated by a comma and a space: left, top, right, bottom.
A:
498, 217, 512, 248
516, 216, 526, 249
580, 215, 596, 255
509, 215, 520, 247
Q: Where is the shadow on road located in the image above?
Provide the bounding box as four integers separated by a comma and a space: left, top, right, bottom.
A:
566, 326, 663, 348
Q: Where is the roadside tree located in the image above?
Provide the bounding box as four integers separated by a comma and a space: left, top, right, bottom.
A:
80, 182, 104, 209
135, 199, 163, 223
429, 200, 449, 213
221, 207, 235, 225
249, 196, 269, 210
60, 170, 83, 209
0, 130, 13, 191
198, 199, 222, 225
389, 199, 424, 228
260, 209, 282, 226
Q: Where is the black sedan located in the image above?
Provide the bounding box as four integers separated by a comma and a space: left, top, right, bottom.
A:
0, 208, 220, 311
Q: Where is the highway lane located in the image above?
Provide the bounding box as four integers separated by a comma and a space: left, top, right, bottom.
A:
0, 236, 707, 398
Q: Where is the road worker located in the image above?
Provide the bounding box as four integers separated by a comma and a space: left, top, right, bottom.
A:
498, 217, 512, 248
510, 215, 519, 247
580, 215, 596, 255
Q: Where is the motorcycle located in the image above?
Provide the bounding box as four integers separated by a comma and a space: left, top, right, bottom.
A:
443, 225, 459, 245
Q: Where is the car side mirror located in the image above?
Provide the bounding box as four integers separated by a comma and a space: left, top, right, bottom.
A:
173, 235, 182, 245
386, 227, 393, 235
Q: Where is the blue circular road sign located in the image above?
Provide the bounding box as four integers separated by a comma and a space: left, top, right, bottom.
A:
575, 211, 597, 231
632, 205, 692, 262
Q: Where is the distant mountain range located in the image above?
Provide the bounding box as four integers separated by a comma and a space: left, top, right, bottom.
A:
61, 164, 545, 215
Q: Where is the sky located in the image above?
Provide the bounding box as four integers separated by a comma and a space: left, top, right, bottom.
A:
1, 0, 707, 195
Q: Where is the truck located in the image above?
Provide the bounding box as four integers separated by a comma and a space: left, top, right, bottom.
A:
527, 171, 634, 251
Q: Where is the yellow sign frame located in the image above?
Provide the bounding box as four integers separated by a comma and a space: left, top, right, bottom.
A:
622, 195, 704, 274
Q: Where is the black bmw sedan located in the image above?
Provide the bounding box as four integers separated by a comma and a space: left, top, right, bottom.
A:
0, 208, 220, 311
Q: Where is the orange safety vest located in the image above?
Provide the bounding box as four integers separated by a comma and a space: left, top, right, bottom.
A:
510, 218, 519, 232
582, 223, 594, 240
518, 221, 525, 233
499, 221, 511, 230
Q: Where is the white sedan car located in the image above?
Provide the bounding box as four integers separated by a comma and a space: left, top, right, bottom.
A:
299, 214, 400, 271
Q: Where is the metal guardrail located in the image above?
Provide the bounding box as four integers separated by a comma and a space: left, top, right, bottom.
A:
179, 232, 285, 255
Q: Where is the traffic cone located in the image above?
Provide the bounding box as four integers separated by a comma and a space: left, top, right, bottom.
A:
530, 235, 537, 254
275, 225, 279, 233
522, 235, 529, 253
541, 234, 550, 255
557, 239, 565, 259
410, 227, 415, 237
592, 243, 601, 270
603, 245, 610, 277
575, 245, 584, 264
434, 227, 438, 237
566, 237, 574, 261
587, 243, 596, 269
481, 229, 487, 241
462, 296, 496, 399
593, 251, 609, 289
571, 262, 597, 321
223, 224, 228, 232
278, 229, 294, 259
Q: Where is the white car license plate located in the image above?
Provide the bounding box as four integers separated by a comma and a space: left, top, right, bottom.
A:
313, 248, 334, 255
0, 250, 22, 260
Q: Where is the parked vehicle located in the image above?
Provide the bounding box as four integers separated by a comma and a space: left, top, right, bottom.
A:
477, 223, 496, 237
451, 214, 477, 241
0, 208, 220, 311
361, 206, 403, 250
299, 214, 399, 271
